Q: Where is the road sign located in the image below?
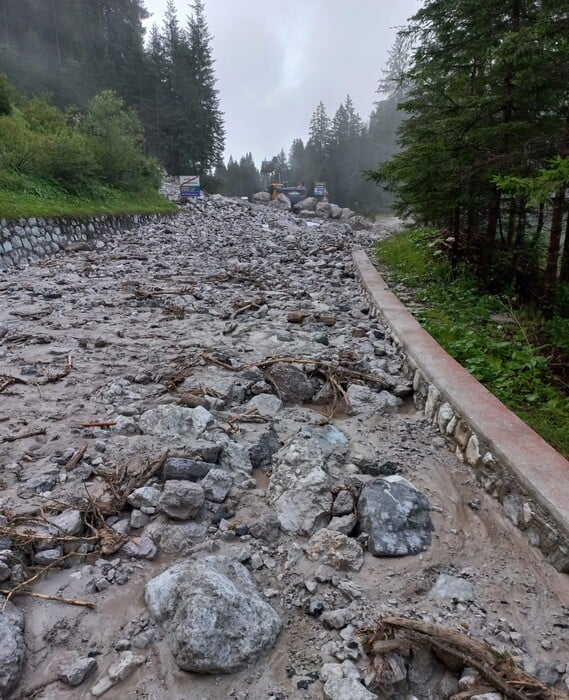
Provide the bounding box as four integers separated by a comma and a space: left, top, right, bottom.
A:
179, 175, 201, 198
314, 182, 326, 197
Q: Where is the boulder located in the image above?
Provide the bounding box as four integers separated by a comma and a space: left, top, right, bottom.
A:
430, 574, 475, 603
323, 677, 377, 700
266, 437, 332, 535
201, 469, 233, 502
304, 529, 364, 571
139, 405, 213, 438
268, 193, 291, 210
357, 476, 434, 556
245, 393, 283, 418
316, 202, 332, 218
145, 556, 281, 673
346, 384, 401, 416
252, 191, 271, 205
162, 458, 214, 482
0, 601, 25, 696
265, 362, 316, 403
158, 481, 205, 520
329, 204, 343, 219
293, 197, 317, 213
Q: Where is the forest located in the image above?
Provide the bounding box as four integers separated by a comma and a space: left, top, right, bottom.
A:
369, 0, 569, 315
0, 0, 224, 178
214, 93, 404, 215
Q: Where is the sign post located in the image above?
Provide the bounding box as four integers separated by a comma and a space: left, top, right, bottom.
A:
179, 175, 201, 198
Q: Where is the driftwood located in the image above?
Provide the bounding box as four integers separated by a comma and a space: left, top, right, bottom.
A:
1, 428, 46, 444
63, 444, 88, 471
364, 616, 566, 700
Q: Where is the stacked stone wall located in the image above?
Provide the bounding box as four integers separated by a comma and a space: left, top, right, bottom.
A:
0, 213, 173, 269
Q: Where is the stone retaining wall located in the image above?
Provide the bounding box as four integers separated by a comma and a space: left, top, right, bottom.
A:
353, 246, 569, 573
0, 213, 174, 269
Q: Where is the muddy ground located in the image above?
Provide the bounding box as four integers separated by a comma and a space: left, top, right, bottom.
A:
0, 196, 568, 699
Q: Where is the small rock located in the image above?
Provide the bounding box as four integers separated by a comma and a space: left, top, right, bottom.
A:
201, 469, 233, 502
127, 486, 161, 510
58, 657, 98, 687
245, 393, 284, 418
90, 651, 145, 697
121, 537, 157, 560
304, 529, 363, 571
430, 574, 475, 603
158, 480, 205, 520
163, 457, 215, 481
323, 677, 377, 700
332, 490, 355, 516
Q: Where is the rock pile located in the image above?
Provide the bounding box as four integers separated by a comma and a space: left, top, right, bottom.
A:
0, 193, 567, 698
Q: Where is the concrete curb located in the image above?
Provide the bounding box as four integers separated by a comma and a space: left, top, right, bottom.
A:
352, 246, 569, 572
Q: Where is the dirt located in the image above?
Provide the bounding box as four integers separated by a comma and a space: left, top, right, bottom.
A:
0, 197, 568, 699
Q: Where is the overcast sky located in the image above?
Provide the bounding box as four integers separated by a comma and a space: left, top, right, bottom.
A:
143, 0, 421, 166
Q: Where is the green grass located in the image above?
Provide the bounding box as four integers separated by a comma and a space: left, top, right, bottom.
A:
376, 228, 569, 458
0, 174, 177, 220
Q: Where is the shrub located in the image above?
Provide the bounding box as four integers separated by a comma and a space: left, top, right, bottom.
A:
0, 115, 38, 172
0, 73, 13, 116
36, 129, 98, 192
81, 90, 152, 190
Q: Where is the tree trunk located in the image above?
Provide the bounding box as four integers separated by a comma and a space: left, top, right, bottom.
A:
543, 192, 564, 314
560, 209, 569, 285
483, 188, 501, 279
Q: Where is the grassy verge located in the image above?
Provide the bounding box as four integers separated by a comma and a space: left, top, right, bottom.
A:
375, 228, 569, 458
0, 175, 177, 220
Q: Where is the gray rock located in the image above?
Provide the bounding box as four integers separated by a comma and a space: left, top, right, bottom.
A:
333, 490, 355, 516
328, 513, 357, 536
0, 561, 10, 582
201, 469, 233, 502
266, 438, 332, 535
47, 509, 83, 536
245, 393, 283, 418
248, 510, 281, 542
163, 457, 214, 481
34, 547, 64, 566
316, 202, 332, 218
127, 486, 161, 510
138, 405, 213, 438
219, 440, 253, 473
90, 651, 145, 697
321, 607, 355, 630
358, 476, 434, 556
304, 529, 363, 571
130, 509, 150, 529
58, 657, 98, 687
0, 601, 25, 696
249, 427, 281, 469
430, 574, 475, 603
297, 424, 348, 459
323, 678, 376, 700
293, 197, 317, 212
146, 520, 207, 553
159, 481, 205, 520
346, 384, 401, 416
145, 556, 281, 673
265, 362, 316, 403
252, 191, 271, 204
121, 536, 157, 560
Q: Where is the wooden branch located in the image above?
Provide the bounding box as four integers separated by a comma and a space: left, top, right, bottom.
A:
0, 589, 95, 608
1, 428, 46, 444
64, 444, 87, 471
79, 421, 117, 428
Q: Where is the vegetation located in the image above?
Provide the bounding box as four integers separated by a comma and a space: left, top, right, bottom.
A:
368, 0, 569, 317
0, 78, 175, 219
376, 230, 569, 458
0, 0, 224, 179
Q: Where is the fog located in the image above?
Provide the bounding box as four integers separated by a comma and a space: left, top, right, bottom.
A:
144, 0, 421, 165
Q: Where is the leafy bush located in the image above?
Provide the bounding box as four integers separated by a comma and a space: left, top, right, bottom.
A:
0, 115, 38, 172
81, 91, 152, 190
0, 73, 12, 115
37, 129, 98, 192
